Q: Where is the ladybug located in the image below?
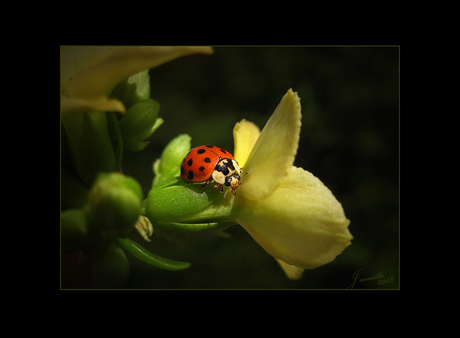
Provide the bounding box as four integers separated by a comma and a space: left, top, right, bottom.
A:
180, 145, 244, 197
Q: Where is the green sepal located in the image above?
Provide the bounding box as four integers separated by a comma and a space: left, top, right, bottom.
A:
109, 70, 151, 110
106, 111, 123, 171
152, 220, 235, 232
119, 99, 161, 151
89, 173, 143, 236
152, 134, 191, 187
118, 237, 190, 271
146, 177, 215, 222
144, 177, 235, 232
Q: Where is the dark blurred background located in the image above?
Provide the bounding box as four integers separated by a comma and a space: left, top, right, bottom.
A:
121, 46, 399, 289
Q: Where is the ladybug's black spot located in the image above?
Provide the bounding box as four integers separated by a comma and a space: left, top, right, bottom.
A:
204, 157, 211, 163
227, 159, 235, 171
220, 149, 227, 154
187, 158, 193, 166
187, 170, 194, 180
205, 145, 214, 148
199, 166, 205, 171
216, 160, 230, 175
197, 149, 206, 154
219, 165, 229, 175
180, 166, 184, 176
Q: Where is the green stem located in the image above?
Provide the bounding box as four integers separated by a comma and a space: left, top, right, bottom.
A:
117, 237, 190, 271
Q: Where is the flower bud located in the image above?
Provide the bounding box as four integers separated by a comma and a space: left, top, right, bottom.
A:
119, 99, 163, 151
152, 134, 191, 186
89, 173, 143, 237
109, 70, 151, 110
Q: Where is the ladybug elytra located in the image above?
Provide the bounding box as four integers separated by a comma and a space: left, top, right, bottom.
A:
180, 145, 244, 196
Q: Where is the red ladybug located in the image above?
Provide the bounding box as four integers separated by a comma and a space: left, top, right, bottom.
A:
180, 145, 243, 196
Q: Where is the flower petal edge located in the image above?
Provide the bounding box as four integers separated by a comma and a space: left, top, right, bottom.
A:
235, 166, 352, 270
232, 119, 261, 168
238, 89, 301, 201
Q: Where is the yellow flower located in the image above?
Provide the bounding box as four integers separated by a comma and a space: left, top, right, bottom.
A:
232, 89, 352, 277
60, 46, 214, 115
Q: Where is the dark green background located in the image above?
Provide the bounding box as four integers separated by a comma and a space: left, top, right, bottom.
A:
121, 46, 399, 289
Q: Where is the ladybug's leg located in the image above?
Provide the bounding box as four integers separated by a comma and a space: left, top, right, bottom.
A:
223, 187, 232, 198
214, 182, 225, 194
223, 187, 237, 198
200, 177, 213, 188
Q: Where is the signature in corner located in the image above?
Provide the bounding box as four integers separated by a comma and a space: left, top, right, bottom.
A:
347, 269, 394, 289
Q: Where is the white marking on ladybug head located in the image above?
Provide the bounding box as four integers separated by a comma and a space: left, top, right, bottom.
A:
212, 170, 226, 185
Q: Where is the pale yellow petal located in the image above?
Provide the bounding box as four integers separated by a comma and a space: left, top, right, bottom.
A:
232, 119, 260, 168
234, 166, 352, 270
60, 46, 120, 92
238, 89, 301, 201
60, 95, 126, 114
61, 46, 214, 114
276, 259, 304, 280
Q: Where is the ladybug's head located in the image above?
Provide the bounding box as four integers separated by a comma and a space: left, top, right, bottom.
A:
225, 173, 241, 190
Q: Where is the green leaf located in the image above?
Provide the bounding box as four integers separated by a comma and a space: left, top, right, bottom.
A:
117, 237, 191, 271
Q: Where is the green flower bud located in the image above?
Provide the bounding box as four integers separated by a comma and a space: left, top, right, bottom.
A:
89, 173, 143, 236
109, 70, 151, 110
152, 134, 191, 186
145, 178, 235, 232
61, 208, 102, 253
119, 99, 163, 151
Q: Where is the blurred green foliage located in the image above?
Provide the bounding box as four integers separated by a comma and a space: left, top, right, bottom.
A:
121, 46, 399, 289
